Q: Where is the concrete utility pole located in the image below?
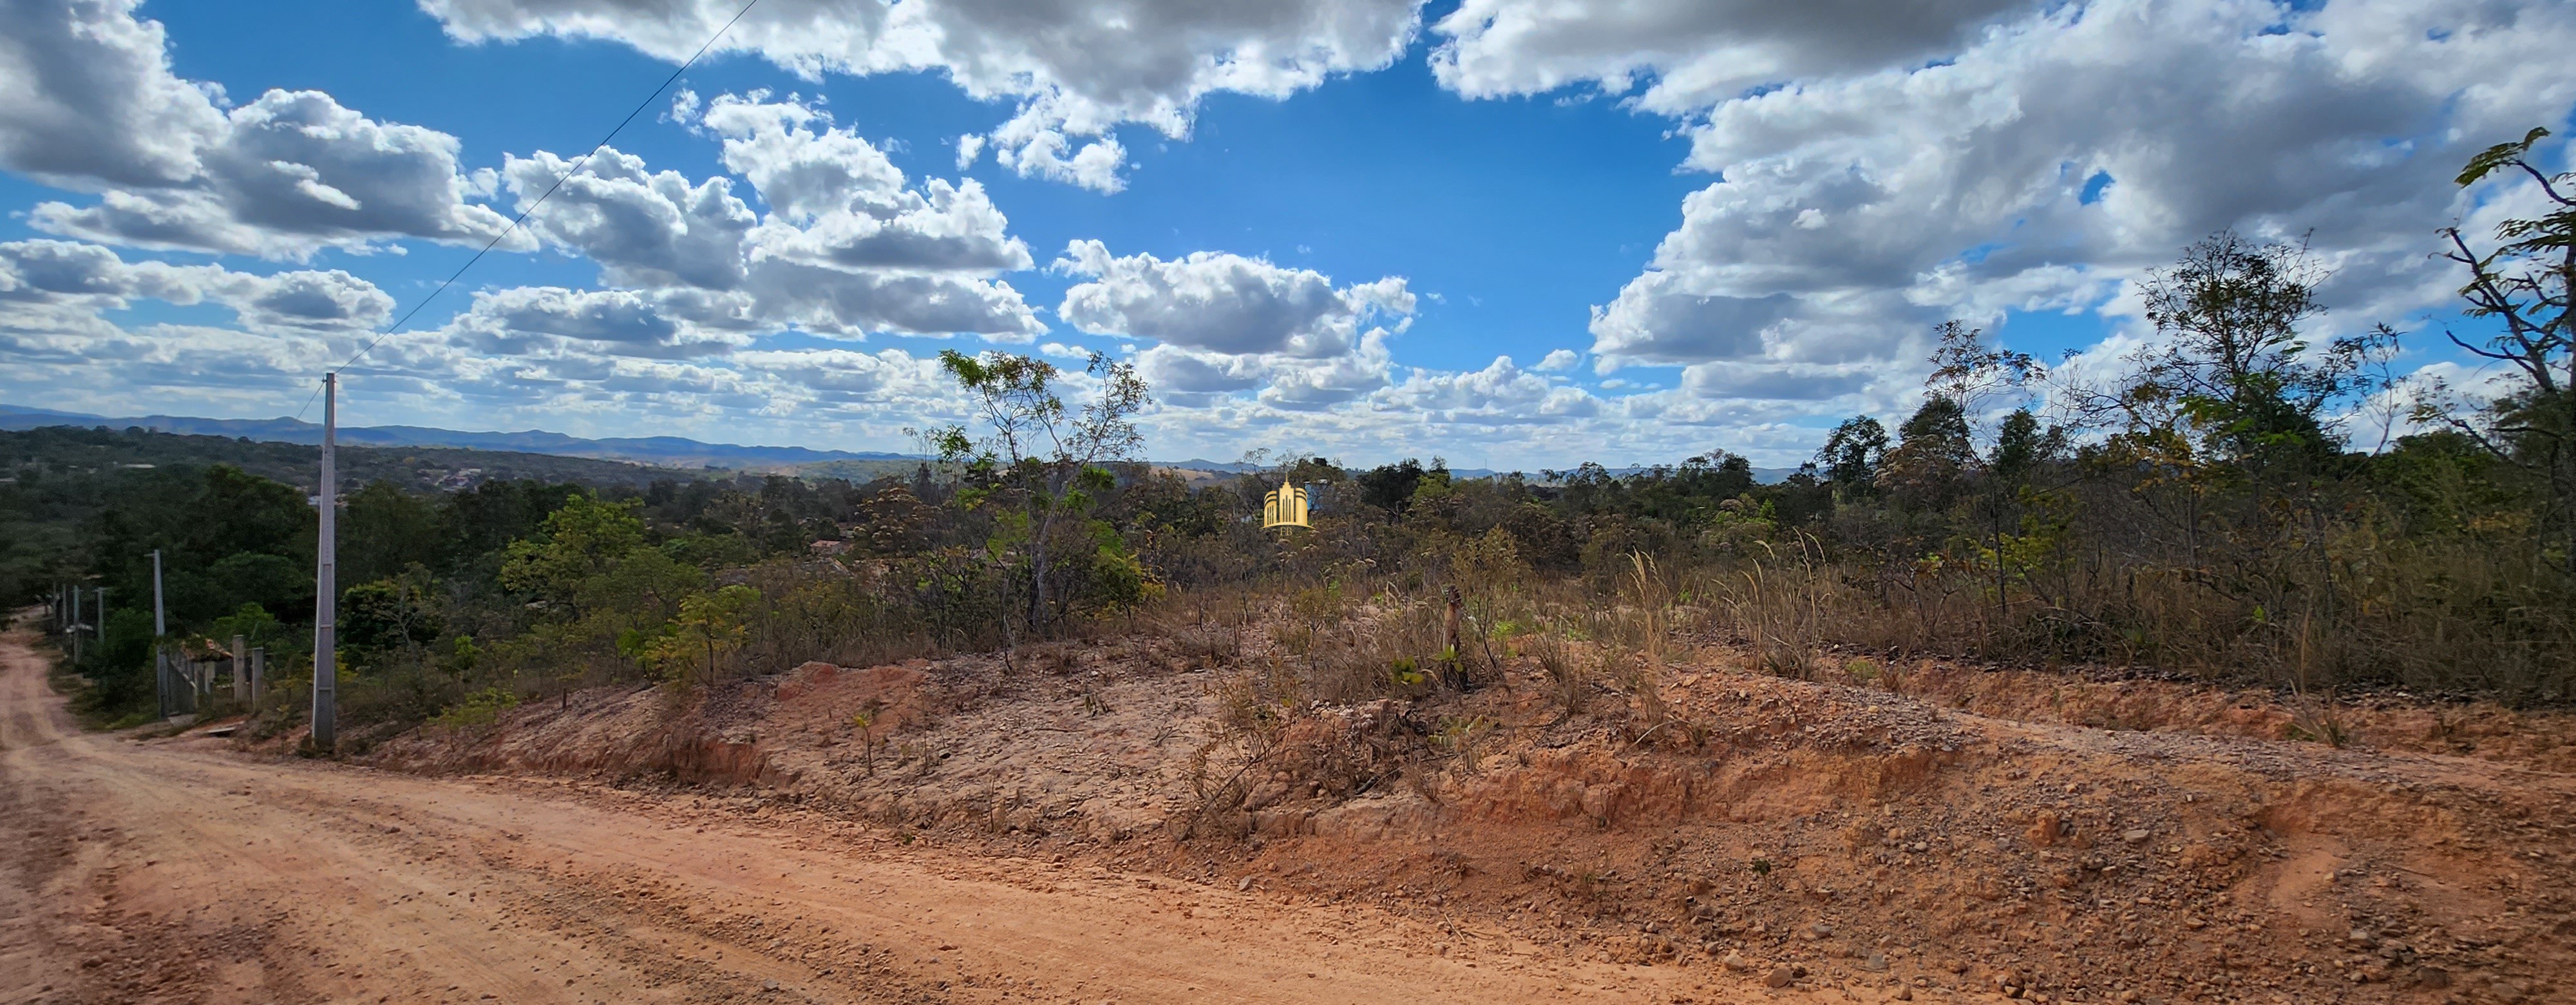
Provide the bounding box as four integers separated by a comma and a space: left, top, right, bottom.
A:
95, 587, 106, 642
232, 635, 248, 703
311, 372, 338, 750
250, 647, 267, 711
70, 586, 81, 664
153, 549, 167, 718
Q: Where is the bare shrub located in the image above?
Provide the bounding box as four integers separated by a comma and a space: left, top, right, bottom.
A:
1526, 631, 1586, 717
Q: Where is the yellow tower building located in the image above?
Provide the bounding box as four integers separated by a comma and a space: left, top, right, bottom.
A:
1262, 476, 1311, 530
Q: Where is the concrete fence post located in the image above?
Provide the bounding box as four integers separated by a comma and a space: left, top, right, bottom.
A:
232, 635, 248, 702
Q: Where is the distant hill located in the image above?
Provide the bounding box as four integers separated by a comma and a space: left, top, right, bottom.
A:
3, 405, 1797, 483
0, 425, 712, 494
0, 405, 911, 470
1591, 463, 1801, 484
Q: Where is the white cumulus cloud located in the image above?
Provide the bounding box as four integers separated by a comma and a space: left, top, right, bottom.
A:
421, 0, 1426, 191
1054, 240, 1411, 358
500, 93, 1045, 342
2, 1, 522, 258
1441, 0, 2576, 410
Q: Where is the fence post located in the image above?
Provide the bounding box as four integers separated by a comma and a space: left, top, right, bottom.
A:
250, 648, 265, 709
232, 635, 248, 703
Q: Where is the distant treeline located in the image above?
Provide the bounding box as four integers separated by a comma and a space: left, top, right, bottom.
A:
0, 425, 712, 496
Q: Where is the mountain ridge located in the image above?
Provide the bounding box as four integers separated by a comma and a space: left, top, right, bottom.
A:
0, 405, 909, 470
1, 405, 1794, 481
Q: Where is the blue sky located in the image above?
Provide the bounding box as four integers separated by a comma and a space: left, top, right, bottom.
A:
1, 0, 2568, 468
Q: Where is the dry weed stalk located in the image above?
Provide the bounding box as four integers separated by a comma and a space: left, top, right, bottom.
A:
1722, 536, 1828, 678
2284, 613, 2349, 747
1432, 715, 1496, 771
1620, 552, 1672, 732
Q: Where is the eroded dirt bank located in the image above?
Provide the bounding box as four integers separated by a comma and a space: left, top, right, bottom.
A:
352, 632, 2576, 1005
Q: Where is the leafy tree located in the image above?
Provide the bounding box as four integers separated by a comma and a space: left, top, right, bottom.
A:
571, 546, 705, 630
1879, 397, 1976, 505
1407, 458, 1457, 509
186, 465, 314, 563
640, 584, 761, 685
342, 575, 445, 657
207, 602, 285, 651
82, 464, 314, 628
1817, 417, 1889, 495
929, 349, 1149, 632
71, 608, 162, 721
210, 546, 308, 609
1989, 410, 2060, 481
498, 493, 647, 616
2061, 233, 2395, 615
342, 480, 440, 586
2102, 231, 2389, 469
1927, 320, 2040, 421
439, 479, 586, 575
2431, 126, 2576, 569
1359, 459, 1429, 513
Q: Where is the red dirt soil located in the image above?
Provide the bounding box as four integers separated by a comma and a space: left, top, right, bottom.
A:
9, 617, 2573, 1004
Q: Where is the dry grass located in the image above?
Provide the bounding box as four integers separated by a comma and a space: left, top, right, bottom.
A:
1675, 531, 2575, 703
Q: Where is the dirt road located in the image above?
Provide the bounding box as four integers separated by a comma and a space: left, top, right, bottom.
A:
0, 624, 1770, 1005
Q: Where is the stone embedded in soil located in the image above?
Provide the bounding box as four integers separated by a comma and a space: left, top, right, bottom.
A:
1763, 964, 1795, 988
2028, 812, 2063, 847
2123, 828, 2152, 845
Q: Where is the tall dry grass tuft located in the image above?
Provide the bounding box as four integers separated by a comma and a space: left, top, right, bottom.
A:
1706, 537, 1830, 679
1525, 631, 1585, 718
1617, 552, 1672, 731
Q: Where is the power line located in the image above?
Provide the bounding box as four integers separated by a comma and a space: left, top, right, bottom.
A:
301, 0, 762, 417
